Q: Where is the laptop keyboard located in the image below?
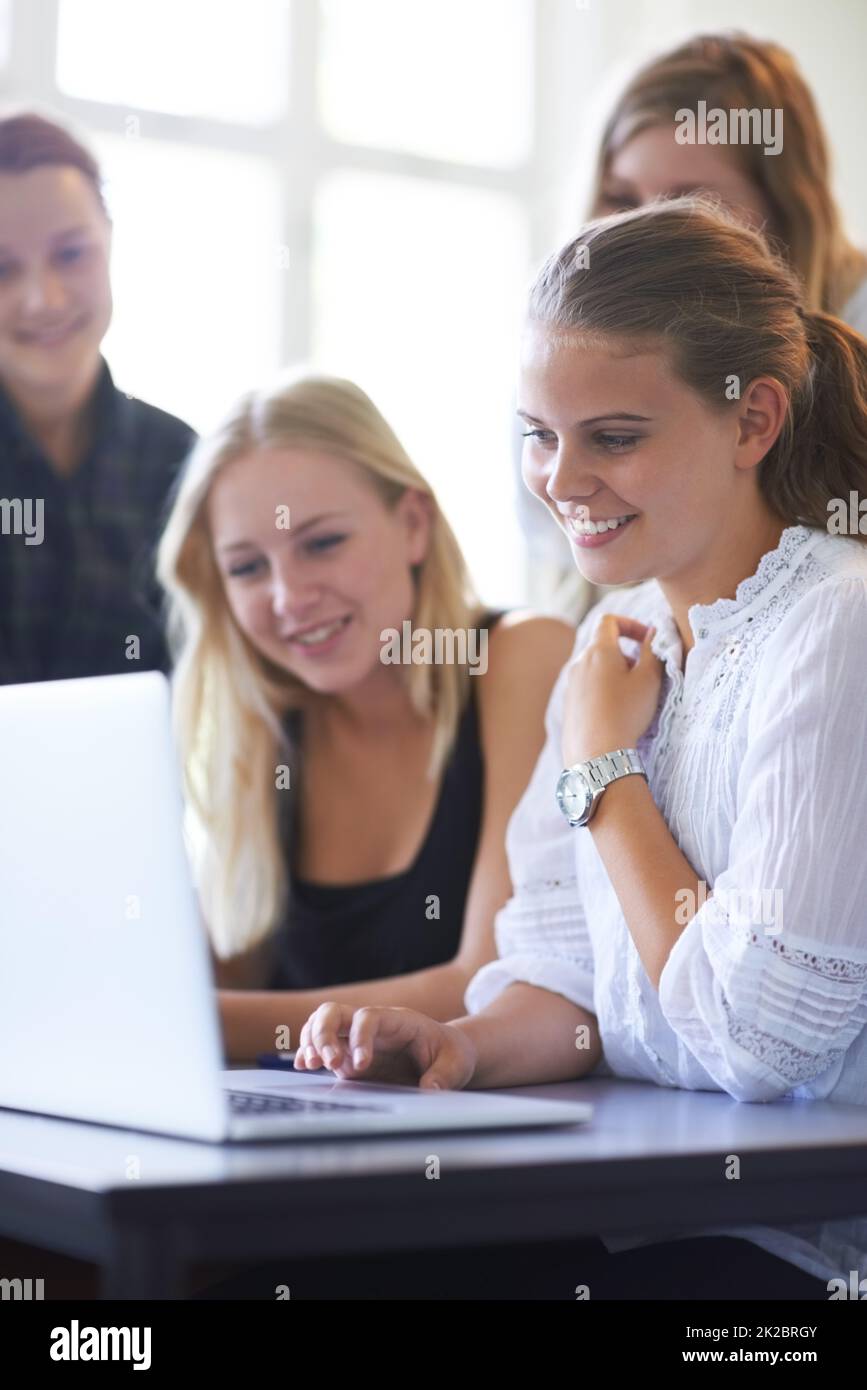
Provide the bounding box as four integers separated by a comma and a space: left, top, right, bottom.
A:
228, 1089, 388, 1115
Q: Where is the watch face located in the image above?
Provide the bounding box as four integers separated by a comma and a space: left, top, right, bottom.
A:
557, 769, 592, 824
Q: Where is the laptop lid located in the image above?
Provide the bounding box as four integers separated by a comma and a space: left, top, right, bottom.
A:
0, 672, 228, 1141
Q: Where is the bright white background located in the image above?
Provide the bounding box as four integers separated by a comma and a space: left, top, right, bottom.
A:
1, 0, 866, 606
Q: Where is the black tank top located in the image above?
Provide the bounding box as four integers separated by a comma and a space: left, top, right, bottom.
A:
267, 610, 505, 989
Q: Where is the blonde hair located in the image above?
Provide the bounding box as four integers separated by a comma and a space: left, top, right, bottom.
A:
590, 32, 867, 314
157, 371, 482, 959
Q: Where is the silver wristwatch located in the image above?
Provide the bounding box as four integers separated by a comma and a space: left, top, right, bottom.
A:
555, 748, 647, 827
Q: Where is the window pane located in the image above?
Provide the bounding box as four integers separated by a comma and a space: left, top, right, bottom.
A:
313, 171, 528, 605
319, 0, 534, 168
93, 134, 283, 431
57, 0, 290, 124
0, 0, 10, 67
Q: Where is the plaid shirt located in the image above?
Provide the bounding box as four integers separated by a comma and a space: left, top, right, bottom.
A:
0, 358, 196, 684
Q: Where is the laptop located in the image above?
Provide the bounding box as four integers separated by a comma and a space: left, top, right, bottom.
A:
0, 671, 592, 1143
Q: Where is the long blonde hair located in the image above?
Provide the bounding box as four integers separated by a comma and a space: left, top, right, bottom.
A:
590, 32, 867, 314
157, 371, 482, 959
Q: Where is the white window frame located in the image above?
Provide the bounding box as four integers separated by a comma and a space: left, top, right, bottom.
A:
0, 0, 614, 602
0, 0, 592, 362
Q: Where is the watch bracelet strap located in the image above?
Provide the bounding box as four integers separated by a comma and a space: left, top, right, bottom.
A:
583, 747, 646, 791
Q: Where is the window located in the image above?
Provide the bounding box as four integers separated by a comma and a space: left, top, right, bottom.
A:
318, 0, 533, 167
94, 134, 283, 432
313, 169, 527, 602
1, 0, 551, 603
0, 0, 11, 68
57, 0, 291, 125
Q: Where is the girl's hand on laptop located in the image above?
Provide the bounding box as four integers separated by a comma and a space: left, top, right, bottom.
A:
293, 1003, 478, 1090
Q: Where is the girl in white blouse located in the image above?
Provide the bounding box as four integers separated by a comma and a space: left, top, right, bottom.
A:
294, 198, 867, 1298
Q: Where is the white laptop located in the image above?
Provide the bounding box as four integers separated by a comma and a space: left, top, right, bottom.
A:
0, 672, 592, 1143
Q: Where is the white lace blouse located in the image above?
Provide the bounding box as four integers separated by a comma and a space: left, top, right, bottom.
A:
466, 524, 867, 1284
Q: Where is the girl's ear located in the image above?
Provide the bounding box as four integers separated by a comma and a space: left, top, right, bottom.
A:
734, 377, 788, 469
398, 487, 435, 566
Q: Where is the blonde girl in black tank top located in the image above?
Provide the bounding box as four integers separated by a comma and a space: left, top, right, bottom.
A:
157, 372, 573, 1061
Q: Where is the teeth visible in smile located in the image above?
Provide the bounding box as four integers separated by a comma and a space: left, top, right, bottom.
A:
293, 617, 348, 645
571, 514, 636, 536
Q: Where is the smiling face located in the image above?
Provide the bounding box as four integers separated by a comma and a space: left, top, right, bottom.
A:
597, 124, 775, 236
0, 166, 113, 400
206, 446, 432, 696
518, 321, 757, 594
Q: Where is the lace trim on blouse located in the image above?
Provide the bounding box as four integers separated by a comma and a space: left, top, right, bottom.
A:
687, 524, 823, 634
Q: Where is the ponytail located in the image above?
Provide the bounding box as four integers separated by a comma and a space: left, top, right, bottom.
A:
761, 312, 867, 534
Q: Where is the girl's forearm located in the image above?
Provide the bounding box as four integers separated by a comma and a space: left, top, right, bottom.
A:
450, 982, 602, 1089
219, 962, 472, 1061
587, 774, 703, 988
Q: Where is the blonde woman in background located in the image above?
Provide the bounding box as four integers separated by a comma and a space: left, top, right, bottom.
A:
157, 372, 572, 1061
521, 31, 867, 616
